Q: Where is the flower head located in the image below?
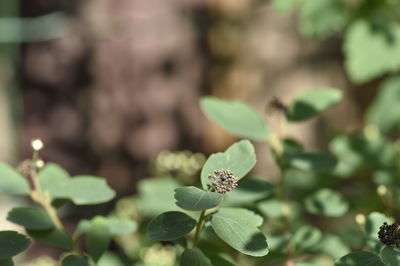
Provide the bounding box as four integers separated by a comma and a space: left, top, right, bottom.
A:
31, 139, 44, 151
378, 222, 400, 247
208, 169, 238, 194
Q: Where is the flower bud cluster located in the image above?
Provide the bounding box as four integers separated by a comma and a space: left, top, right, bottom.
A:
378, 222, 400, 247
208, 169, 238, 194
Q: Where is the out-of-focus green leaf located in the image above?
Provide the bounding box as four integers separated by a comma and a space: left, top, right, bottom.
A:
0, 231, 30, 259
200, 97, 268, 140
86, 218, 111, 262
224, 178, 274, 204
286, 89, 342, 122
381, 246, 400, 266
97, 252, 125, 266
211, 208, 268, 257
304, 189, 349, 217
272, 0, 304, 13
0, 163, 30, 195
78, 216, 136, 235
316, 234, 350, 260
365, 212, 391, 252
147, 211, 197, 241
201, 140, 256, 190
180, 249, 212, 266
174, 186, 222, 211
344, 20, 400, 83
285, 152, 337, 171
257, 199, 300, 220
0, 259, 13, 266
61, 255, 89, 266
39, 163, 70, 199
27, 228, 73, 251
291, 225, 322, 251
334, 251, 384, 266
7, 207, 54, 230
367, 76, 400, 133
299, 0, 348, 38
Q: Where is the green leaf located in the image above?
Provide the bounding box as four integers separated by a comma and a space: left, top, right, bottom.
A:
365, 212, 391, 252
38, 163, 70, 199
61, 255, 89, 266
56, 176, 115, 205
174, 186, 222, 211
200, 97, 268, 140
272, 0, 303, 13
7, 207, 54, 230
147, 211, 197, 241
210, 207, 268, 257
78, 216, 136, 235
0, 162, 30, 195
317, 234, 350, 260
0, 259, 13, 266
208, 253, 236, 266
201, 140, 256, 190
286, 89, 342, 122
27, 228, 73, 251
299, 0, 348, 38
97, 252, 125, 266
224, 177, 274, 204
285, 152, 337, 171
381, 246, 400, 266
367, 76, 400, 133
304, 189, 349, 217
180, 249, 212, 266
291, 225, 322, 251
86, 218, 111, 262
334, 251, 384, 266
0, 231, 30, 259
344, 20, 400, 83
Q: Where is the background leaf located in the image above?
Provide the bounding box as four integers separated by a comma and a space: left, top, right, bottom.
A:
7, 207, 54, 230
39, 163, 70, 199
304, 189, 349, 217
285, 152, 337, 171
147, 211, 197, 241
86, 218, 111, 262
61, 255, 89, 266
174, 186, 222, 211
201, 140, 256, 189
180, 249, 212, 266
27, 228, 73, 251
0, 163, 30, 195
286, 89, 342, 122
78, 216, 136, 235
335, 251, 384, 266
291, 225, 322, 251
211, 208, 268, 257
0, 231, 30, 259
223, 178, 274, 204
200, 97, 268, 140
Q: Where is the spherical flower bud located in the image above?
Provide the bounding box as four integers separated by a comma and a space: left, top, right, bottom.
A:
208, 169, 238, 194
31, 139, 44, 151
378, 222, 400, 247
377, 185, 388, 196
355, 214, 366, 226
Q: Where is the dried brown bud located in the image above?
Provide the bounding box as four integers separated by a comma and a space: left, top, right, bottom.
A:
208, 169, 238, 194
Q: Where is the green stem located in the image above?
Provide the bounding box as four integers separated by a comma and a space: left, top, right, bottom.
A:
192, 210, 206, 248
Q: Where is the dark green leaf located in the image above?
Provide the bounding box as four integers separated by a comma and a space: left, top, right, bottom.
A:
286, 89, 342, 122
147, 211, 197, 241
86, 218, 111, 262
0, 259, 13, 266
200, 97, 268, 140
0, 163, 30, 195
27, 228, 73, 251
61, 255, 89, 266
224, 177, 274, 204
285, 152, 337, 171
208, 253, 236, 266
7, 207, 54, 230
304, 189, 349, 217
201, 140, 256, 190
334, 251, 384, 266
0, 231, 30, 259
344, 20, 400, 83
211, 208, 268, 257
174, 186, 222, 211
381, 246, 400, 266
180, 249, 212, 266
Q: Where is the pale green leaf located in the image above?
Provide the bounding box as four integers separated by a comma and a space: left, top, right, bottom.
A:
304, 189, 349, 217
0, 163, 30, 195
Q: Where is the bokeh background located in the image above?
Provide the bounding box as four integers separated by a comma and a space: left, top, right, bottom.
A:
1, 0, 399, 264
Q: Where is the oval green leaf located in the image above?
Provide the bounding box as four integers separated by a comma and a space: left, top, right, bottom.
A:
39, 163, 70, 199
335, 251, 384, 266
61, 255, 89, 266
147, 211, 197, 241
201, 140, 256, 190
211, 208, 268, 257
381, 246, 400, 266
304, 189, 349, 217
174, 186, 222, 211
200, 97, 268, 140
7, 208, 54, 230
285, 152, 337, 171
86, 218, 111, 262
286, 89, 342, 122
27, 228, 73, 251
0, 163, 30, 195
0, 231, 30, 259
180, 249, 212, 266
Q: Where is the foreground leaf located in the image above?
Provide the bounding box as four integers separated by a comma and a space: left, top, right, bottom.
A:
61, 255, 89, 266
0, 163, 30, 195
286, 89, 342, 122
27, 228, 73, 251
335, 251, 384, 266
39, 163, 70, 199
211, 208, 268, 257
147, 211, 197, 241
7, 207, 54, 230
201, 140, 256, 190
180, 249, 212, 266
381, 246, 400, 266
200, 97, 268, 140
0, 231, 30, 259
304, 189, 349, 217
174, 186, 222, 211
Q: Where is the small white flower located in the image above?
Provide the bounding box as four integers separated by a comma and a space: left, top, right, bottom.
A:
31, 139, 44, 151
